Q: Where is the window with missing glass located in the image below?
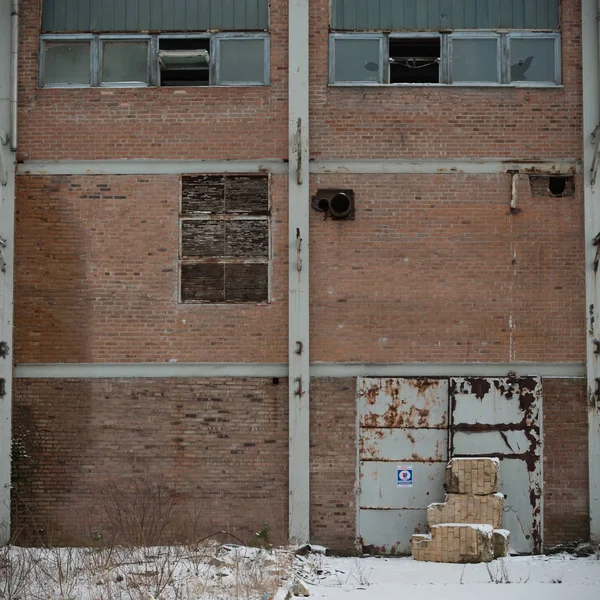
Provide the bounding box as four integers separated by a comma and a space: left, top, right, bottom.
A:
179, 175, 270, 304
329, 32, 560, 87
39, 33, 269, 88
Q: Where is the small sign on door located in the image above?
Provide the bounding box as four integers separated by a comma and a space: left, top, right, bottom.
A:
397, 465, 413, 488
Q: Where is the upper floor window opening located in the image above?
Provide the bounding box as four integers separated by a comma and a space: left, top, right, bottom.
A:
39, 32, 270, 88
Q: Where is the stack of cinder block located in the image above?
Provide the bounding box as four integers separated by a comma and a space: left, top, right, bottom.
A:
411, 457, 510, 563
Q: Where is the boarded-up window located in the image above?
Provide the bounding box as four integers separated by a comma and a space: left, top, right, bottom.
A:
180, 174, 269, 304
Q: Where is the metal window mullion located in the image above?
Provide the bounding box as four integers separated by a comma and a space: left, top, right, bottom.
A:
91, 35, 100, 87
382, 34, 388, 84
441, 33, 450, 84
150, 36, 159, 86
500, 33, 509, 84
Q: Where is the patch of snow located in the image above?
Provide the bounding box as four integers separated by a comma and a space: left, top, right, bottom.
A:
432, 523, 494, 534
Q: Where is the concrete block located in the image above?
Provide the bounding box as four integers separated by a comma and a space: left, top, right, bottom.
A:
411, 524, 494, 563
493, 529, 510, 558
445, 457, 500, 495
427, 493, 504, 528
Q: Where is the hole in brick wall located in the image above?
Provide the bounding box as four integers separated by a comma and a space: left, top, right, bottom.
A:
529, 175, 575, 198
272, 377, 280, 385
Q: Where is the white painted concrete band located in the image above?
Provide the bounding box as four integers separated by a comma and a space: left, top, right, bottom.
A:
14, 362, 585, 379
17, 158, 581, 176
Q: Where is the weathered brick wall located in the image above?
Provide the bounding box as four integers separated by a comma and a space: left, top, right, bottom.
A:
310, 378, 357, 553
310, 0, 582, 160
542, 378, 589, 547
12, 378, 289, 545
14, 174, 288, 363
310, 174, 585, 363
17, 0, 288, 161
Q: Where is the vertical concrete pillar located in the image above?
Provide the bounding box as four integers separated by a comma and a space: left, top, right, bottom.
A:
0, 0, 16, 545
582, 0, 600, 544
288, 0, 310, 543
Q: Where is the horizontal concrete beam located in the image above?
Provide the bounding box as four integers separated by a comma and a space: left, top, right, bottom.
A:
310, 159, 581, 175
14, 362, 585, 379
17, 158, 581, 176
17, 159, 289, 176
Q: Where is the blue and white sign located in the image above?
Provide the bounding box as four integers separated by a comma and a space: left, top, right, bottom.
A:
397, 464, 413, 488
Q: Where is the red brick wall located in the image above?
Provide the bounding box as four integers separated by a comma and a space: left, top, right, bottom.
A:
310, 378, 357, 553
12, 378, 289, 545
14, 174, 288, 363
542, 378, 590, 547
17, 1, 288, 161
310, 174, 585, 363
310, 0, 582, 160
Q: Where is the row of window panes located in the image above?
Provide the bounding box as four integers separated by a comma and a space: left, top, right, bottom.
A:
330, 32, 560, 86
40, 33, 270, 87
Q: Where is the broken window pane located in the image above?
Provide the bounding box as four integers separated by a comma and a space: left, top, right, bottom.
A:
389, 37, 440, 84
510, 37, 557, 83
218, 38, 266, 85
102, 41, 149, 84
333, 37, 382, 83
452, 38, 499, 83
159, 38, 210, 87
43, 41, 90, 85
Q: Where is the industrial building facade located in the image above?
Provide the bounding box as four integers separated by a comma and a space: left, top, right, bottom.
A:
1, 0, 599, 554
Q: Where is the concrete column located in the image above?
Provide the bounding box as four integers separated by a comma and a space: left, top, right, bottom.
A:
0, 0, 16, 545
582, 0, 600, 544
288, 0, 310, 544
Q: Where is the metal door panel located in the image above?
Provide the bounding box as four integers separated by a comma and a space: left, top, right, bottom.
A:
358, 378, 448, 428
453, 430, 531, 455
359, 509, 428, 555
358, 378, 448, 554
360, 428, 448, 462
359, 461, 447, 509
449, 377, 543, 554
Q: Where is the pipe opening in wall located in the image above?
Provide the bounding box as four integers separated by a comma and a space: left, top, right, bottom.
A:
548, 176, 567, 196
330, 192, 351, 218
529, 175, 575, 198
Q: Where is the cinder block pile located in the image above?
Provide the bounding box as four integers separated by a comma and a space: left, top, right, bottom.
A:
410, 457, 510, 563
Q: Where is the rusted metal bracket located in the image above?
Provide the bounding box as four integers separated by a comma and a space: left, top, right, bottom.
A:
296, 227, 302, 272
294, 377, 305, 397
0, 236, 6, 273
0, 379, 5, 398
594, 340, 600, 355
593, 232, 600, 272
0, 341, 8, 359
296, 118, 303, 186
591, 124, 600, 187
295, 341, 303, 355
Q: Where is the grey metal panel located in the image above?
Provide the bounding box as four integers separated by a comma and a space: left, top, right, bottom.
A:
359, 461, 447, 509
450, 377, 543, 554
358, 378, 448, 428
359, 509, 429, 555
360, 428, 448, 462
453, 429, 531, 455
331, 0, 559, 30
43, 0, 269, 32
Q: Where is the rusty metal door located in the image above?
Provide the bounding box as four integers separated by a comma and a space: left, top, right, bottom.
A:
357, 378, 448, 555
449, 377, 543, 554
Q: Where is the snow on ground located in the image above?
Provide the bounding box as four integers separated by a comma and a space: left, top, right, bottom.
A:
1, 544, 599, 599
303, 553, 600, 600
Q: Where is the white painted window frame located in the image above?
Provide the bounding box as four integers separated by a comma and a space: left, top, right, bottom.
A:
329, 31, 561, 87
40, 32, 270, 88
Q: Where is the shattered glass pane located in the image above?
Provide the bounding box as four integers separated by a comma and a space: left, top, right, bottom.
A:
102, 42, 149, 84
334, 38, 381, 83
43, 42, 90, 85
219, 38, 266, 84
510, 38, 556, 83
452, 38, 498, 83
